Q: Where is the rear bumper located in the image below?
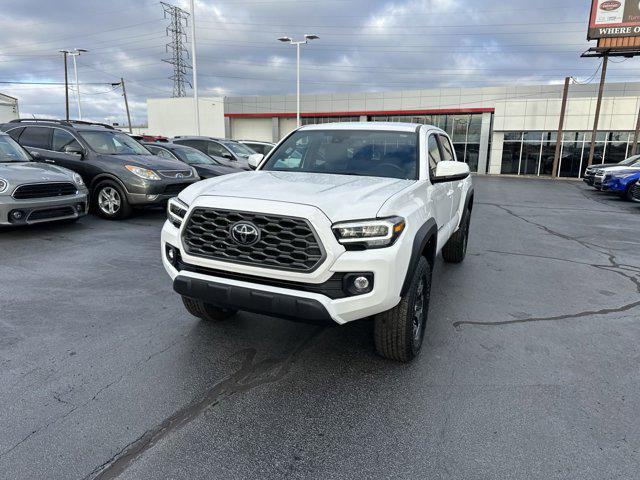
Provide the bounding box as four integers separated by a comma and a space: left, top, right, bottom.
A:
0, 191, 88, 225
173, 275, 334, 325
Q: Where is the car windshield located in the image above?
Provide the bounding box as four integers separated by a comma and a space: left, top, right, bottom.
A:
0, 135, 31, 163
261, 129, 418, 180
222, 141, 256, 157
80, 131, 152, 155
173, 146, 220, 165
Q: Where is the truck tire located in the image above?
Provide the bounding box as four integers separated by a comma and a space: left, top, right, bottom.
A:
374, 257, 431, 362
442, 208, 471, 264
92, 181, 132, 220
181, 296, 237, 322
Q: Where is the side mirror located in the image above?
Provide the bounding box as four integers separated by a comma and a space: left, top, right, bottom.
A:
64, 145, 84, 158
220, 151, 234, 160
248, 153, 264, 170
432, 161, 470, 184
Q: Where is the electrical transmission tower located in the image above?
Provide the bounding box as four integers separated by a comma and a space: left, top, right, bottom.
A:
161, 2, 191, 97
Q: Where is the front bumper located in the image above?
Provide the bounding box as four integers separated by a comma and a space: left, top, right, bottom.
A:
125, 178, 199, 206
160, 198, 412, 325
0, 190, 89, 225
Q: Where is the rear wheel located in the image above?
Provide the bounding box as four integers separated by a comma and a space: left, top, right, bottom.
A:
92, 181, 131, 220
442, 208, 471, 264
181, 296, 237, 322
374, 257, 431, 362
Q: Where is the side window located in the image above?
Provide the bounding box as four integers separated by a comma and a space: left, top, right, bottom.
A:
269, 135, 309, 169
438, 135, 455, 162
207, 141, 228, 158
175, 139, 200, 150
7, 127, 24, 141
19, 127, 51, 149
154, 148, 177, 160
52, 129, 81, 152
427, 135, 441, 178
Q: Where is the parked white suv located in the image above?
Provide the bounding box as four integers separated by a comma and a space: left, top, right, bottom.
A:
162, 123, 474, 361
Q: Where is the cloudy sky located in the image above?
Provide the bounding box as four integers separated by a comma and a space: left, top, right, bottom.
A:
0, 0, 637, 126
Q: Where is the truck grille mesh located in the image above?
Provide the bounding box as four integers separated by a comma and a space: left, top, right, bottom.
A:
182, 208, 325, 272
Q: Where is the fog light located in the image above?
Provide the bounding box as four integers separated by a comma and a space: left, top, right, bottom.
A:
146, 194, 159, 201
76, 203, 84, 213
10, 210, 24, 221
165, 244, 180, 268
167, 247, 175, 261
353, 276, 370, 292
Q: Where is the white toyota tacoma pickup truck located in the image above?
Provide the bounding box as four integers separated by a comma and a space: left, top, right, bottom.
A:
162, 123, 474, 362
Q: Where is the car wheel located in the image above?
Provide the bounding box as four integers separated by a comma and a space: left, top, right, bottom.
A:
181, 296, 237, 322
442, 208, 471, 264
623, 181, 637, 201
374, 257, 431, 362
93, 181, 131, 220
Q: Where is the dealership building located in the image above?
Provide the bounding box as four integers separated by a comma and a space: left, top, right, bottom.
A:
146, 81, 640, 178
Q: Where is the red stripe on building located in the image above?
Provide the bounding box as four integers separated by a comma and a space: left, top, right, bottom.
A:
225, 108, 494, 118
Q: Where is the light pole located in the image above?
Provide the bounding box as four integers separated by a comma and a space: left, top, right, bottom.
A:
189, 0, 200, 135
59, 50, 70, 120
64, 48, 88, 120
278, 35, 319, 127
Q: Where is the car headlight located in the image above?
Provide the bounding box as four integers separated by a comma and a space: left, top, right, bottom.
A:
125, 165, 161, 180
72, 172, 84, 186
167, 197, 188, 227
0, 178, 7, 194
332, 216, 406, 249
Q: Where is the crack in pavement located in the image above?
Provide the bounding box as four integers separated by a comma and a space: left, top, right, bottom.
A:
85, 328, 324, 480
455, 205, 640, 329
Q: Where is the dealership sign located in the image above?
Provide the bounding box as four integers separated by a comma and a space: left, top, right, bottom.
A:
589, 0, 640, 39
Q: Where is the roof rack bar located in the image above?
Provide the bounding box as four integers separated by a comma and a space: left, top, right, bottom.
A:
8, 118, 115, 130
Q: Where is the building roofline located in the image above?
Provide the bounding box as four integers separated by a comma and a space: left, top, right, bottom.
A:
225, 107, 494, 119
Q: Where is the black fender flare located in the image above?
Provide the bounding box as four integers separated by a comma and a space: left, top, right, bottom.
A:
464, 187, 475, 213
400, 217, 438, 297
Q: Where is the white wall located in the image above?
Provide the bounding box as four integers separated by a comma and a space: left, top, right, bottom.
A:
0, 94, 19, 123
147, 97, 225, 138
279, 118, 297, 138
230, 118, 272, 141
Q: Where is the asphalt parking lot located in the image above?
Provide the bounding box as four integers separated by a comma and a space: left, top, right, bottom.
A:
1, 176, 639, 480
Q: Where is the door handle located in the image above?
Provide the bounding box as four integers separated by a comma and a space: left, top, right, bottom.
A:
44, 159, 55, 163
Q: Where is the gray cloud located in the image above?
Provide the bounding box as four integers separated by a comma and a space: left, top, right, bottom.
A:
0, 0, 624, 125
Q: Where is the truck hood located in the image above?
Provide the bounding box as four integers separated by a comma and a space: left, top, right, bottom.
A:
0, 161, 74, 184
179, 171, 415, 221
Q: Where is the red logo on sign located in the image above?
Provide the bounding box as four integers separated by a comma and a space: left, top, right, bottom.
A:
600, 1, 622, 11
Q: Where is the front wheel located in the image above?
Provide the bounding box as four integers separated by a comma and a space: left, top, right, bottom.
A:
374, 257, 431, 362
181, 296, 237, 322
92, 181, 132, 220
623, 181, 637, 201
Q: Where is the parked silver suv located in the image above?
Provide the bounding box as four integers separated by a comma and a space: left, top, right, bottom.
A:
0, 132, 88, 225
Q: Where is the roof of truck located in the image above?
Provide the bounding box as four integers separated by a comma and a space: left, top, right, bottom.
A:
297, 122, 437, 133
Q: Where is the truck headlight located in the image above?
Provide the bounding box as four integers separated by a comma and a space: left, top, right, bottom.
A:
125, 165, 161, 180
0, 178, 7, 194
167, 197, 188, 227
72, 173, 84, 186
332, 216, 405, 249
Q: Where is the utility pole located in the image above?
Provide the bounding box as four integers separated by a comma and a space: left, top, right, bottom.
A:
552, 77, 571, 178
631, 101, 640, 156
587, 55, 608, 166
189, 0, 200, 135
121, 78, 132, 133
60, 50, 70, 120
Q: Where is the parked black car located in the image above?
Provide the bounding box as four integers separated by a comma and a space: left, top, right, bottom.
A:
584, 155, 640, 185
238, 140, 275, 155
142, 142, 242, 179
1, 119, 198, 220
170, 136, 253, 170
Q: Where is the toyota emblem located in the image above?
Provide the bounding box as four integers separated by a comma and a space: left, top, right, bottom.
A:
230, 221, 261, 246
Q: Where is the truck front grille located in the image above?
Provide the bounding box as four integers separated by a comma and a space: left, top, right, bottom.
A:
13, 182, 77, 199
182, 208, 325, 272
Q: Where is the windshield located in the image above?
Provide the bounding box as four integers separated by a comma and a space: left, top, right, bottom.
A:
222, 141, 256, 157
261, 130, 418, 180
173, 146, 220, 165
620, 155, 640, 166
80, 131, 152, 155
0, 135, 31, 163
